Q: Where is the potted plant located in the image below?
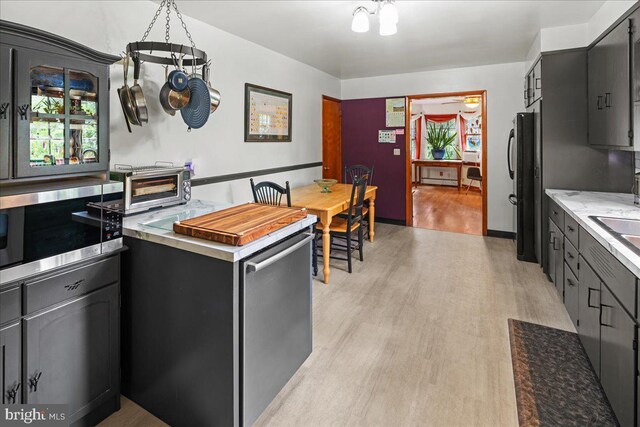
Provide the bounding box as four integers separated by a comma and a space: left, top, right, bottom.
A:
426, 122, 458, 160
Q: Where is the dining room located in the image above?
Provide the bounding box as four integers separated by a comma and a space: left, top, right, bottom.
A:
409, 93, 486, 236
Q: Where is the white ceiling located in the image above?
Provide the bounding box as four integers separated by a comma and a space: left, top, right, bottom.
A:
172, 0, 605, 79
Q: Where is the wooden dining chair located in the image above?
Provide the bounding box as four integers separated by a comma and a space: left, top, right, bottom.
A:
343, 165, 373, 237
344, 164, 374, 185
250, 178, 292, 207
316, 174, 368, 274
465, 167, 483, 194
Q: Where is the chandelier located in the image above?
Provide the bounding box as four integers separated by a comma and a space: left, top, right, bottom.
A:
351, 0, 399, 36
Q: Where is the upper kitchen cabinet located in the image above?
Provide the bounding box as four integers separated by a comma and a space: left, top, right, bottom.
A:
524, 58, 542, 107
0, 20, 119, 180
588, 7, 640, 149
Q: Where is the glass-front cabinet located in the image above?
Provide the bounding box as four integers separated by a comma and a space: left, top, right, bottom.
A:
0, 20, 118, 181
15, 50, 109, 178
0, 45, 12, 180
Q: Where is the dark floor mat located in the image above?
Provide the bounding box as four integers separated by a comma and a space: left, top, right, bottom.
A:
508, 319, 618, 427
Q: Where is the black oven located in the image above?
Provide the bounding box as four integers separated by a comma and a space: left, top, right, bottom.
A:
0, 182, 123, 277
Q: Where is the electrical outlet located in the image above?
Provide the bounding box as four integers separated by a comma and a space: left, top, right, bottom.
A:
185, 159, 195, 175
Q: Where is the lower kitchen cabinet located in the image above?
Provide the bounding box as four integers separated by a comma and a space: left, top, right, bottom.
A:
24, 283, 120, 425
563, 262, 579, 330
578, 257, 601, 376
0, 321, 21, 404
548, 217, 564, 296
600, 284, 637, 427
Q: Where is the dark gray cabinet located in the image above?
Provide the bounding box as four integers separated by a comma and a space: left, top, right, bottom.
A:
564, 262, 579, 329
600, 284, 637, 427
0, 20, 118, 181
24, 283, 119, 424
1, 321, 21, 404
535, 50, 633, 273
524, 58, 542, 107
578, 257, 601, 376
588, 9, 638, 148
548, 217, 563, 296
0, 45, 11, 180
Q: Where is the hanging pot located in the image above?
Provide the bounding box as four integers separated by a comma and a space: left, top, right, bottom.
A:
168, 69, 189, 91
159, 66, 191, 116
207, 82, 221, 114
180, 76, 211, 130
130, 54, 148, 124
118, 55, 140, 129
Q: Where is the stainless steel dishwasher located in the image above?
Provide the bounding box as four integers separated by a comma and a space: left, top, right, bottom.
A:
241, 231, 313, 427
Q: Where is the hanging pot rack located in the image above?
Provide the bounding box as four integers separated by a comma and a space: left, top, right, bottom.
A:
121, 0, 218, 131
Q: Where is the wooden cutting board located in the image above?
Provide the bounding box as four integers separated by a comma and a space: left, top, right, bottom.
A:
173, 203, 308, 246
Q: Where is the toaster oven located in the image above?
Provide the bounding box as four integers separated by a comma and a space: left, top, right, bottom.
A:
110, 163, 191, 215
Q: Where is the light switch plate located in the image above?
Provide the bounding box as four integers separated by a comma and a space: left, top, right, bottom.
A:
393, 148, 401, 156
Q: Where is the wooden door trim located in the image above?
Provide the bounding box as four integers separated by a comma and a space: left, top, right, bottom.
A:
405, 90, 488, 236
322, 95, 342, 182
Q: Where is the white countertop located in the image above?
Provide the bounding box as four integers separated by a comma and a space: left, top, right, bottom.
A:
545, 189, 640, 277
122, 200, 317, 262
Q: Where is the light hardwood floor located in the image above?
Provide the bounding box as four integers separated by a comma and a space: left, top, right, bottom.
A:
100, 224, 573, 427
413, 185, 482, 236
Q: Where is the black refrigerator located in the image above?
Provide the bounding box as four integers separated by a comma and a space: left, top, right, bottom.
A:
508, 112, 536, 263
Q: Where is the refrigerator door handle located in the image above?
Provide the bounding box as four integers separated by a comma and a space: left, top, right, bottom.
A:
508, 194, 517, 205
507, 128, 515, 179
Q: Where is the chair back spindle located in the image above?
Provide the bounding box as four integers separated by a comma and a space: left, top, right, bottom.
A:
344, 165, 374, 185
346, 174, 369, 229
250, 179, 292, 207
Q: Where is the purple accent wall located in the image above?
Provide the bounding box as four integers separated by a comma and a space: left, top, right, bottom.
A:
341, 97, 406, 222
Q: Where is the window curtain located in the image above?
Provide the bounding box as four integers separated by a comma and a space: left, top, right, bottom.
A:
415, 115, 422, 159
458, 115, 467, 152
424, 114, 457, 123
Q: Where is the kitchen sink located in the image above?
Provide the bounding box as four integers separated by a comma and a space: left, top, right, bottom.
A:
591, 216, 640, 256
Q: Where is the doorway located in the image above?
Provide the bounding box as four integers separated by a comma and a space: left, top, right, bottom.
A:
405, 91, 487, 236
322, 96, 342, 181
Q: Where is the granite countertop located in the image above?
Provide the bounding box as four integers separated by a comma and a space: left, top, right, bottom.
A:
122, 199, 317, 262
545, 189, 640, 277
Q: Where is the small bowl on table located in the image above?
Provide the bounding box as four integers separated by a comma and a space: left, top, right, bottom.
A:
314, 179, 338, 193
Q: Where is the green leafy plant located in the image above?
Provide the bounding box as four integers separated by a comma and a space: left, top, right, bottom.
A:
426, 122, 457, 151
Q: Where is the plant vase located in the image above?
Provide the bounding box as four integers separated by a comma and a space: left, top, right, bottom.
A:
431, 149, 446, 160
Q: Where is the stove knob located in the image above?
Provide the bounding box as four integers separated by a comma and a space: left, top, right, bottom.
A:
184, 192, 191, 201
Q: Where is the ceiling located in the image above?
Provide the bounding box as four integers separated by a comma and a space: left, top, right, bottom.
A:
171, 0, 605, 79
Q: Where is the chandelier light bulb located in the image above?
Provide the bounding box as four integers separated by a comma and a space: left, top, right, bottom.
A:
379, 2, 399, 26
351, 7, 370, 33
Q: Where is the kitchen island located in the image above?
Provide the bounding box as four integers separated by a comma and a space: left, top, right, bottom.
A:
120, 200, 317, 427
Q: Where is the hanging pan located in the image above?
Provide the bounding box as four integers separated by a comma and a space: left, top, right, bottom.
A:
130, 52, 148, 124
118, 55, 140, 130
159, 69, 191, 116
180, 75, 210, 130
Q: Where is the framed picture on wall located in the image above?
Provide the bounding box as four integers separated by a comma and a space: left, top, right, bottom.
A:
244, 83, 292, 142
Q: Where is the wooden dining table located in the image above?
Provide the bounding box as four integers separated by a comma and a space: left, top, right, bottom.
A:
290, 183, 378, 284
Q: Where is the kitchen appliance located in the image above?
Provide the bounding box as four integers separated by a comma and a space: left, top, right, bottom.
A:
635, 173, 640, 205
240, 231, 313, 427
0, 181, 123, 279
508, 112, 536, 262
109, 163, 191, 215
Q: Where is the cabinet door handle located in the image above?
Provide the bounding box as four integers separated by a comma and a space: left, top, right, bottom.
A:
553, 237, 561, 250
28, 371, 42, 393
64, 278, 84, 291
17, 104, 30, 120
552, 210, 558, 216
0, 102, 9, 119
600, 303, 613, 328
6, 382, 21, 404
567, 225, 575, 233
597, 95, 603, 110
604, 92, 611, 108
567, 278, 576, 287
566, 251, 574, 260
535, 77, 541, 89
587, 287, 600, 308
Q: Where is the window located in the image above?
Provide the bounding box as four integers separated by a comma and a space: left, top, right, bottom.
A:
425, 119, 460, 160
